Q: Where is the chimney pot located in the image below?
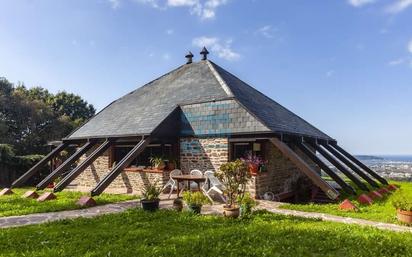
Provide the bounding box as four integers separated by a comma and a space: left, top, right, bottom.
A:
200, 47, 209, 60
185, 51, 194, 64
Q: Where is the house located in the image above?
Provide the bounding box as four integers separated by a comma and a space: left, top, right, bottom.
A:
11, 49, 388, 201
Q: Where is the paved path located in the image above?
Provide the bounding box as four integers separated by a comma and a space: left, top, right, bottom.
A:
1, 199, 411, 233
257, 200, 412, 233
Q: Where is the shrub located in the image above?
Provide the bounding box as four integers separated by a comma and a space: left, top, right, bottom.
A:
216, 159, 251, 208
392, 190, 412, 211
141, 181, 162, 201
182, 191, 211, 206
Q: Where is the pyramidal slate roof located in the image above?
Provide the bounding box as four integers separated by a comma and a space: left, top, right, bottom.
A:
67, 60, 332, 140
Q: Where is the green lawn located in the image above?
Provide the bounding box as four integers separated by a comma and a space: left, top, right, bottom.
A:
0, 188, 137, 217
0, 209, 411, 257
280, 181, 412, 225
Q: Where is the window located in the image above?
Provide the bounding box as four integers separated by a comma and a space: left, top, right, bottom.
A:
110, 144, 173, 169
230, 141, 264, 160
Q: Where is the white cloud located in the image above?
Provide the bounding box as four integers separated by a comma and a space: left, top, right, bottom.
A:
388, 58, 406, 66
108, 0, 121, 9
162, 53, 171, 60
134, 0, 161, 8
256, 25, 276, 39
167, 0, 197, 6
326, 70, 335, 77
386, 0, 412, 13
192, 36, 240, 61
112, 0, 228, 19
347, 0, 375, 7
166, 29, 174, 35
408, 39, 412, 54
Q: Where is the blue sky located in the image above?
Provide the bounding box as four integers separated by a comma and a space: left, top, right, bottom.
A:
1, 0, 411, 155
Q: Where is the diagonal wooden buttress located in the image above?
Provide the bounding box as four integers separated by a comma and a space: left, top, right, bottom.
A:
91, 137, 151, 196
269, 138, 339, 200
295, 142, 356, 195
12, 142, 69, 188
54, 139, 115, 193
36, 141, 96, 190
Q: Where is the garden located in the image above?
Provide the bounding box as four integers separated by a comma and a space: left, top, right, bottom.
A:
0, 188, 136, 217
280, 180, 412, 225
0, 209, 412, 257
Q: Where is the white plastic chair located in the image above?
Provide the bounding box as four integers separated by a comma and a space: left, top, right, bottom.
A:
162, 169, 183, 199
202, 170, 226, 203
189, 169, 203, 190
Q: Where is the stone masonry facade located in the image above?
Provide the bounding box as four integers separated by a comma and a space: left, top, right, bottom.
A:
249, 142, 315, 198
70, 146, 170, 195
180, 137, 229, 173
68, 138, 317, 199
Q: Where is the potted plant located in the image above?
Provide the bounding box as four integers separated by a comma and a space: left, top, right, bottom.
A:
182, 191, 211, 214
238, 192, 258, 218
216, 159, 251, 218
173, 198, 184, 212
241, 152, 267, 176
140, 180, 162, 211
391, 191, 412, 224
149, 156, 166, 170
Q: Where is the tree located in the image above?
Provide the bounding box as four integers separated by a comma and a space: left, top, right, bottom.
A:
51, 91, 95, 126
0, 77, 95, 155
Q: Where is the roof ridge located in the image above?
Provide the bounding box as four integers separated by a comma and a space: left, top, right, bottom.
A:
209, 60, 332, 140
205, 60, 233, 97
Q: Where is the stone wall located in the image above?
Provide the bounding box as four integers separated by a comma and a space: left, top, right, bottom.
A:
248, 142, 317, 198
68, 138, 318, 200
180, 137, 229, 173
70, 146, 170, 195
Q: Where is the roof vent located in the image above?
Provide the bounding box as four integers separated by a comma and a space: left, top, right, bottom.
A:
200, 47, 209, 60
185, 51, 194, 64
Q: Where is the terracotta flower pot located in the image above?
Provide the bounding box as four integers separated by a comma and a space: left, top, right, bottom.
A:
223, 206, 240, 218
397, 209, 412, 224
248, 164, 259, 176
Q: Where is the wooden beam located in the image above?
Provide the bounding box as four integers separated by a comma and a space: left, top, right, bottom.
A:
36, 141, 96, 190
295, 142, 356, 195
313, 144, 369, 191
330, 143, 388, 185
91, 137, 151, 196
11, 142, 69, 188
53, 139, 115, 193
323, 144, 380, 188
269, 138, 339, 200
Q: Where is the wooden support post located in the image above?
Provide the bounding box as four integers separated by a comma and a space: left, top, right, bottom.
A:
323, 144, 380, 188
91, 137, 151, 196
295, 142, 356, 195
313, 144, 369, 192
269, 138, 339, 200
54, 139, 115, 193
11, 142, 69, 188
330, 143, 388, 185
36, 141, 96, 190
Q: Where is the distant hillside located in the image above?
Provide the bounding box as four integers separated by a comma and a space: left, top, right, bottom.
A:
355, 155, 384, 160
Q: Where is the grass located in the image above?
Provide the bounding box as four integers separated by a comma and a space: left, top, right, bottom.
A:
0, 188, 137, 217
280, 181, 412, 225
0, 209, 411, 257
